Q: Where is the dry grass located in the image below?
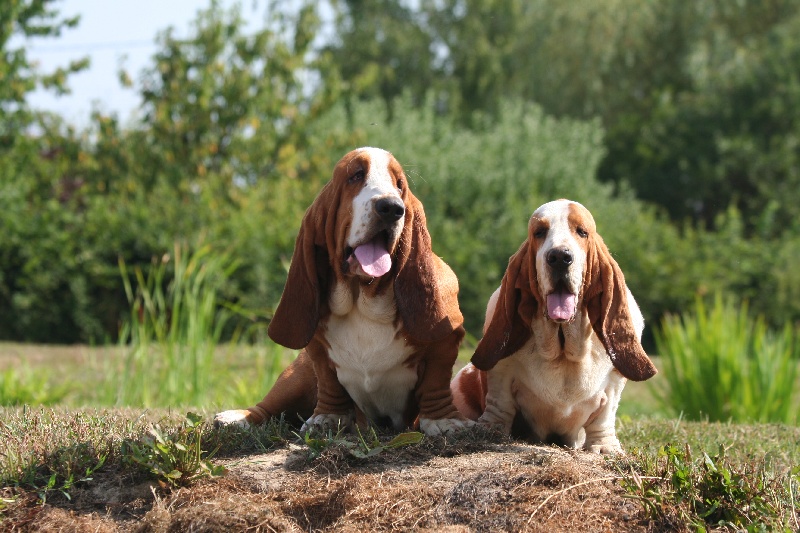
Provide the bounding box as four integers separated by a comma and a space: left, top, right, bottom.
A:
1, 408, 798, 532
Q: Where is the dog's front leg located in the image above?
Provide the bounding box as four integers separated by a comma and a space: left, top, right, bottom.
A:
415, 329, 473, 436
477, 361, 517, 434
301, 338, 356, 434
582, 375, 626, 454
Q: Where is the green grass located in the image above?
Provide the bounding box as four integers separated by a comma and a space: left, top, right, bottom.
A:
654, 294, 800, 424
0, 342, 293, 410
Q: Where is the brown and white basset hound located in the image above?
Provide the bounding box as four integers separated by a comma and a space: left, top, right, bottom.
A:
450, 199, 657, 453
215, 147, 470, 436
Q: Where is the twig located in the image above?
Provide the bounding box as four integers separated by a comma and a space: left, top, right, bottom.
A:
526, 475, 663, 524
790, 473, 798, 532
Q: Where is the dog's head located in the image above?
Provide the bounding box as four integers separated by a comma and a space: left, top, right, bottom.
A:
472, 199, 657, 381
268, 147, 462, 348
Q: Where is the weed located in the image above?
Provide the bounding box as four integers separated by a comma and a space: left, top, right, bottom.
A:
294, 425, 425, 461
350, 427, 424, 458
295, 426, 351, 461
208, 413, 293, 456
618, 443, 798, 530
654, 294, 799, 424
121, 412, 226, 488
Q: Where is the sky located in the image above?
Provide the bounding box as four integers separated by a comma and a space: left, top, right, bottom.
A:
24, 0, 263, 126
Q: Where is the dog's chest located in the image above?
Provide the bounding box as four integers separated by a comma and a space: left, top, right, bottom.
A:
515, 314, 613, 408
324, 283, 417, 427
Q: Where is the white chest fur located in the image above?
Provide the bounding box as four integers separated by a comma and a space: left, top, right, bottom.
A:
325, 282, 417, 429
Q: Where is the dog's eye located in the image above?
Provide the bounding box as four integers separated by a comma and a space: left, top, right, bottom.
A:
576, 227, 588, 238
533, 227, 548, 239
396, 178, 404, 191
348, 169, 365, 184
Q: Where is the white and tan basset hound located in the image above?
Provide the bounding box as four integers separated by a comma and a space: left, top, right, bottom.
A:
216, 147, 470, 436
451, 199, 657, 453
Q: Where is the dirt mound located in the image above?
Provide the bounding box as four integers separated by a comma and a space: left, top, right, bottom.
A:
5, 436, 651, 532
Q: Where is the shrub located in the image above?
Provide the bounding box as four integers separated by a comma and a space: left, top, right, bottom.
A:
654, 294, 799, 424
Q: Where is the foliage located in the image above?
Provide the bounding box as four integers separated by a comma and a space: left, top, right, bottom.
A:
619, 443, 799, 531
4, 0, 800, 344
121, 412, 225, 488
654, 294, 799, 424
0, 0, 88, 133
0, 365, 69, 406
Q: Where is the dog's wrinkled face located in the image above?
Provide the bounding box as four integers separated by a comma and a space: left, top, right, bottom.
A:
334, 147, 407, 280
529, 199, 596, 322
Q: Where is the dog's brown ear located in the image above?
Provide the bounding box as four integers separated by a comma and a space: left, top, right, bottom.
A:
395, 193, 463, 343
585, 234, 657, 381
268, 187, 332, 350
471, 240, 538, 370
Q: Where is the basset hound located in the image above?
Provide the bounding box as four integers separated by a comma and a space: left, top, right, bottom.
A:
450, 199, 657, 453
215, 147, 470, 436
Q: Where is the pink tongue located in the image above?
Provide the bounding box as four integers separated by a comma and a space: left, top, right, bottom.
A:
547, 291, 577, 321
353, 240, 392, 277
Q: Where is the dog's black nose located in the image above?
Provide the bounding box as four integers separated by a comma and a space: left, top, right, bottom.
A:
546, 248, 573, 268
375, 197, 405, 223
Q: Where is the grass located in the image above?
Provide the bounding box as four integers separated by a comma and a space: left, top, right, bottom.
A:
1, 406, 798, 530
0, 342, 293, 409
655, 294, 800, 424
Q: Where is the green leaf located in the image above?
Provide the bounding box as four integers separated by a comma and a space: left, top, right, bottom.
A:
384, 431, 424, 448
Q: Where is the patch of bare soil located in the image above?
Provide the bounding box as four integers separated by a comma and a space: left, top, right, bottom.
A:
3, 436, 651, 532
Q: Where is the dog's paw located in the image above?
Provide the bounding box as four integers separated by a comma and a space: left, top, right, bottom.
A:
476, 413, 512, 434
300, 413, 354, 435
419, 417, 475, 436
213, 409, 252, 428
585, 437, 624, 455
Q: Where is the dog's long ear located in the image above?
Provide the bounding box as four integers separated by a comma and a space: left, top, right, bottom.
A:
395, 193, 463, 343
268, 186, 333, 350
471, 240, 538, 370
584, 234, 657, 381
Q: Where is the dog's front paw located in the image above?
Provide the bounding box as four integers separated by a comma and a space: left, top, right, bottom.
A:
476, 412, 513, 434
300, 413, 354, 435
213, 409, 252, 428
419, 417, 475, 436
585, 437, 624, 455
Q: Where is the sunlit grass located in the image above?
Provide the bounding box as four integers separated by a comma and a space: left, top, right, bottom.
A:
654, 294, 799, 424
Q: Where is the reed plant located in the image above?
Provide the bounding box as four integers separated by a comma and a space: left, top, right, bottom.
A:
654, 294, 799, 424
105, 244, 239, 407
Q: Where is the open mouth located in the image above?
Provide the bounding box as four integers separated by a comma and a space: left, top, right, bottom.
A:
546, 280, 577, 322
345, 230, 392, 278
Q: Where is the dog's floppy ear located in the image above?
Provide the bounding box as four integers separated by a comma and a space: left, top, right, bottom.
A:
268, 185, 333, 350
584, 233, 657, 381
395, 193, 463, 342
471, 240, 538, 370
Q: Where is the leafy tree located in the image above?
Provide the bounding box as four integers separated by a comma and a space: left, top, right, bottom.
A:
0, 0, 88, 137
325, 0, 435, 118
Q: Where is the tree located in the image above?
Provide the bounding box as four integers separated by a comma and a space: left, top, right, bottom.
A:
325, 0, 435, 118
0, 0, 88, 138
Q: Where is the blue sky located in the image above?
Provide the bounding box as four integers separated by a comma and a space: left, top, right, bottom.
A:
25, 0, 260, 126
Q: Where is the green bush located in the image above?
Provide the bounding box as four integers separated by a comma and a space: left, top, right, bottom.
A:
654, 294, 799, 424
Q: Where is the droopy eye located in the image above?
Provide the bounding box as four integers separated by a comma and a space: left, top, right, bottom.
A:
396, 178, 404, 191
348, 169, 365, 184
576, 227, 589, 238
533, 227, 548, 239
